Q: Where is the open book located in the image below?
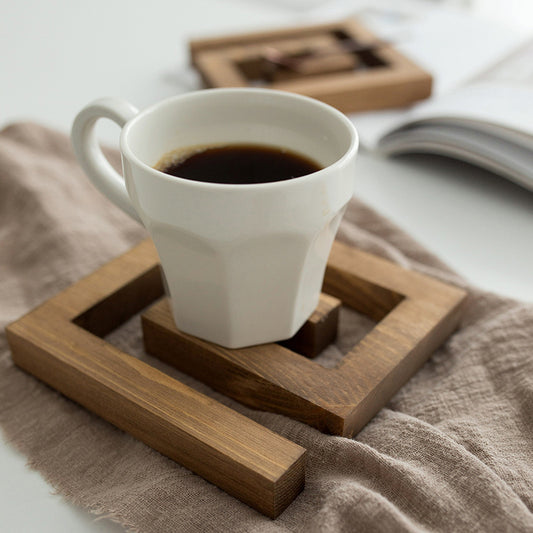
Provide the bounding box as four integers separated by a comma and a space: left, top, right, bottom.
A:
350, 8, 533, 191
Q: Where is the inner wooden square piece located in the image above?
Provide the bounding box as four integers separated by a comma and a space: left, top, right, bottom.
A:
142, 240, 466, 437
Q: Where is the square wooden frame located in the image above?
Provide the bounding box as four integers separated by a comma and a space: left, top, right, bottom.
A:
190, 18, 433, 113
142, 240, 466, 437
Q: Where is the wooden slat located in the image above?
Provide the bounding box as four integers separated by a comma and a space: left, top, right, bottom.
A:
189, 20, 351, 61
142, 298, 342, 433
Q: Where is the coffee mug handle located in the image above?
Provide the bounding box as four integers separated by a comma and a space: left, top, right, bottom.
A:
71, 98, 141, 222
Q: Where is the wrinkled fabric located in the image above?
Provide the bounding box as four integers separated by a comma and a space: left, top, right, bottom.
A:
1, 123, 532, 532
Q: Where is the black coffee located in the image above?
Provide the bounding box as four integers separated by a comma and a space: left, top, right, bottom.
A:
155, 144, 322, 184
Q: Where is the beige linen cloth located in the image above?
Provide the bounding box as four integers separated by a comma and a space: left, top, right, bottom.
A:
1, 122, 532, 532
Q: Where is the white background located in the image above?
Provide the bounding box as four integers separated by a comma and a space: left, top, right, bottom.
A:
1, 1, 532, 531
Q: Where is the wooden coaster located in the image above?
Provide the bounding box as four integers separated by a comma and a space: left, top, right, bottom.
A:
142, 240, 467, 437
5, 238, 466, 516
5, 240, 306, 518
190, 18, 433, 113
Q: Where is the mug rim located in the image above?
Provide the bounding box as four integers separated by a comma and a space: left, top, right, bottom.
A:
120, 87, 358, 191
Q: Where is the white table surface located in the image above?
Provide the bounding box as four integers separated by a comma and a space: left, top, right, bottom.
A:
1, 1, 532, 531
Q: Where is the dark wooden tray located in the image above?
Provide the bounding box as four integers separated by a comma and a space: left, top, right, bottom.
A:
6, 239, 466, 517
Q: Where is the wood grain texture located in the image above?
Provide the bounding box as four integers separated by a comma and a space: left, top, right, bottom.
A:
143, 298, 343, 432
143, 240, 467, 437
6, 240, 306, 518
189, 18, 432, 113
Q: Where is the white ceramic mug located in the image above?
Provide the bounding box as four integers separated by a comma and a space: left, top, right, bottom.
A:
71, 88, 358, 348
